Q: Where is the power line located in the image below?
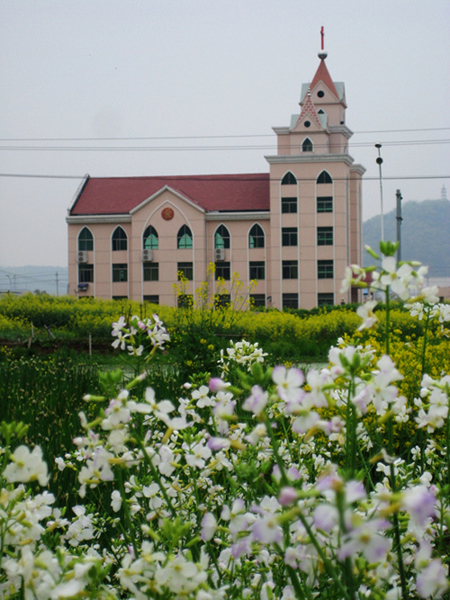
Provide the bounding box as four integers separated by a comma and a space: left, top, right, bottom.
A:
1, 173, 449, 182
1, 126, 449, 142
1, 139, 449, 152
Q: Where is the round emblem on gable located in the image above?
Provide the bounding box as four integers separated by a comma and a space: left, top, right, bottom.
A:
162, 207, 174, 221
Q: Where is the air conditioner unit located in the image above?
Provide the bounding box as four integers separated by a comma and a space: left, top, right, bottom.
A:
215, 248, 225, 261
142, 249, 153, 262
77, 283, 89, 291
77, 251, 88, 264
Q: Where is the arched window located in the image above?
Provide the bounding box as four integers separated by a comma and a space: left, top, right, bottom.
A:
78, 227, 93, 251
249, 224, 265, 248
177, 225, 193, 249
112, 226, 128, 251
281, 172, 297, 185
302, 138, 313, 152
317, 170, 333, 184
143, 225, 158, 249
214, 224, 230, 249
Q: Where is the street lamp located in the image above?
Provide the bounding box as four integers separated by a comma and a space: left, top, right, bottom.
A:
375, 143, 384, 242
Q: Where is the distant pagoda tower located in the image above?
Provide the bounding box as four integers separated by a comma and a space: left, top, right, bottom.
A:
442, 184, 448, 201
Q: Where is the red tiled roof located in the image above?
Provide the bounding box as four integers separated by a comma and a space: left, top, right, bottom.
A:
309, 59, 339, 100
70, 173, 270, 215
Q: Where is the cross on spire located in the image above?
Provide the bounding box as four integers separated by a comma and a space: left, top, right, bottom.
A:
321, 26, 324, 51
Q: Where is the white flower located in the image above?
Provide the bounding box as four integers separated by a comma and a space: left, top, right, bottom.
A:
272, 365, 304, 404
111, 490, 122, 512
357, 300, 378, 330
4, 445, 48, 486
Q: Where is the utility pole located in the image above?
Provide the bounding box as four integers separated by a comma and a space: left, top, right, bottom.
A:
55, 272, 59, 296
396, 190, 403, 262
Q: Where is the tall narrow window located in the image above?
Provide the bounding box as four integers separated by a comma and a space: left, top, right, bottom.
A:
281, 172, 297, 185
317, 170, 333, 184
302, 138, 313, 152
78, 227, 93, 251
143, 225, 158, 249
249, 224, 265, 248
215, 225, 230, 249
112, 226, 128, 251
177, 225, 193, 249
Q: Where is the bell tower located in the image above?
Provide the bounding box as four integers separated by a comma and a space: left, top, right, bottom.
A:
266, 30, 365, 310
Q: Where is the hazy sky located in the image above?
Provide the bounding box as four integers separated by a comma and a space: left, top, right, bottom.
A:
1, 0, 449, 268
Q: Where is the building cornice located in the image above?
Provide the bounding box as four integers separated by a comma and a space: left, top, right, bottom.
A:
272, 127, 290, 135
350, 163, 366, 175
66, 214, 132, 225
329, 125, 353, 138
205, 211, 270, 221
265, 153, 355, 166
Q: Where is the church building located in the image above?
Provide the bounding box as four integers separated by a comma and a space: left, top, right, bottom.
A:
67, 47, 365, 310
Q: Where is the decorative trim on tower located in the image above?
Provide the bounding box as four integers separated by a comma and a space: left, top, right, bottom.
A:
293, 90, 323, 130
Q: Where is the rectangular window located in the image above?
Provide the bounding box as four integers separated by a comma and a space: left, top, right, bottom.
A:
282, 227, 298, 246
282, 293, 298, 309
78, 264, 94, 283
177, 262, 193, 281
214, 294, 231, 309
112, 263, 128, 282
215, 262, 230, 280
250, 294, 266, 308
281, 197, 297, 214
318, 260, 334, 279
112, 295, 128, 300
317, 226, 333, 246
318, 293, 334, 307
143, 263, 159, 282
249, 261, 265, 280
144, 295, 159, 304
317, 196, 333, 213
282, 260, 298, 279
178, 294, 193, 309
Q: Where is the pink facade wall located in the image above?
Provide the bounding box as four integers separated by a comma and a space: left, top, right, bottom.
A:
67, 55, 364, 310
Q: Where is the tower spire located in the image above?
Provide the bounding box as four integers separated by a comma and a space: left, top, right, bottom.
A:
318, 26, 327, 59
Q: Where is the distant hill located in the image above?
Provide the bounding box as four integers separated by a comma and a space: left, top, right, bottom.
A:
0, 266, 68, 296
363, 199, 450, 277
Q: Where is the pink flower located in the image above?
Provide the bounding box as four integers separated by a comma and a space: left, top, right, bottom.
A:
416, 559, 449, 598
401, 485, 436, 526
278, 487, 298, 506
242, 385, 268, 416
201, 512, 217, 542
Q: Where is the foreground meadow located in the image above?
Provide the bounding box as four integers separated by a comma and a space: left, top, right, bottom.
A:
1, 244, 449, 599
